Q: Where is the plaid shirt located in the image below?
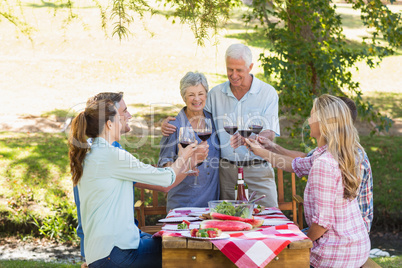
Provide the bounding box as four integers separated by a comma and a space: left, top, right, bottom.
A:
292, 146, 373, 232
303, 146, 370, 267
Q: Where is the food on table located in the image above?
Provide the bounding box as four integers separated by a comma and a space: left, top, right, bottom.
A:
177, 220, 191, 229
211, 201, 252, 218
253, 204, 265, 214
200, 220, 253, 231
210, 212, 264, 228
190, 228, 222, 238
199, 213, 212, 220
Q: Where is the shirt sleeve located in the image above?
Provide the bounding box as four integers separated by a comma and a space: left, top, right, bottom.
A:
107, 148, 176, 187
308, 158, 338, 230
261, 87, 280, 136
358, 153, 373, 232
292, 156, 314, 178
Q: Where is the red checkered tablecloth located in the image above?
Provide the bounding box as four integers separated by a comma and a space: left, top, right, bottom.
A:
154, 207, 309, 268
211, 224, 307, 268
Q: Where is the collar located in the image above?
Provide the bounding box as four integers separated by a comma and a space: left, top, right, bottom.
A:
92, 137, 113, 148
221, 74, 260, 97
314, 144, 328, 155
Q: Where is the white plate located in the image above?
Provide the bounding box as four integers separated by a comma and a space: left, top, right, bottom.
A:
188, 212, 206, 217
173, 207, 209, 212
254, 210, 281, 216
181, 231, 230, 240
262, 219, 293, 226
158, 216, 199, 223
162, 223, 200, 231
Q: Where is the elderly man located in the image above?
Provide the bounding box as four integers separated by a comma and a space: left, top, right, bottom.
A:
162, 44, 280, 207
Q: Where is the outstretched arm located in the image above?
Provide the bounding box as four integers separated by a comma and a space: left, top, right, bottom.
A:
245, 138, 295, 173
136, 142, 209, 192
258, 136, 307, 158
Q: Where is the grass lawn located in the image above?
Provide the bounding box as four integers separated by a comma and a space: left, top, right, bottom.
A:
0, 260, 81, 267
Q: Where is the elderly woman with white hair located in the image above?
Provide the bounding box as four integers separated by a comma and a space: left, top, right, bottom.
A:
158, 71, 220, 211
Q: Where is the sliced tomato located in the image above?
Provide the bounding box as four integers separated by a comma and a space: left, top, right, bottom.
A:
183, 220, 191, 228
253, 208, 260, 214
190, 228, 198, 237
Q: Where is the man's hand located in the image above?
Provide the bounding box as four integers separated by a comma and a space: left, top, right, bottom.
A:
230, 133, 244, 149
81, 262, 88, 268
161, 116, 177, 136
257, 135, 277, 151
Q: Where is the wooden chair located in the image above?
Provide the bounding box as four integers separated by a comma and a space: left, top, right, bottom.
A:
276, 168, 304, 228
134, 188, 167, 234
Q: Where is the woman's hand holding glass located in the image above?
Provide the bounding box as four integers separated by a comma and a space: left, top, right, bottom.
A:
244, 138, 265, 157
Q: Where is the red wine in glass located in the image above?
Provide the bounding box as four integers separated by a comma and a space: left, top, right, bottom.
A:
224, 126, 238, 135
250, 125, 263, 135
238, 129, 253, 138
180, 142, 192, 148
197, 132, 212, 141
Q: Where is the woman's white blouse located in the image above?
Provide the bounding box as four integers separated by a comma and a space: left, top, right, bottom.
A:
78, 137, 175, 264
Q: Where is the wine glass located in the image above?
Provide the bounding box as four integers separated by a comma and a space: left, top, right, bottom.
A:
223, 113, 238, 154
238, 114, 253, 158
178, 127, 197, 175
196, 118, 212, 143
195, 117, 212, 164
249, 112, 263, 140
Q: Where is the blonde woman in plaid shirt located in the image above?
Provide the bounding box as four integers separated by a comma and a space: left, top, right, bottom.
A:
247, 95, 370, 267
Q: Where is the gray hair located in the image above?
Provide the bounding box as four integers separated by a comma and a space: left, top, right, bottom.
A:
225, 44, 253, 68
180, 72, 209, 102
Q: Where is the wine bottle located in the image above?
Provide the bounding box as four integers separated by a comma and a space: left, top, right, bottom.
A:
237, 167, 249, 199
236, 167, 248, 201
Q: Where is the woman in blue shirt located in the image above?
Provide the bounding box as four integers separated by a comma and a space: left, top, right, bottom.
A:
69, 99, 206, 267
158, 72, 220, 212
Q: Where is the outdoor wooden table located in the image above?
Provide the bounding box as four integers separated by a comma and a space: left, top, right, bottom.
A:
162, 234, 313, 267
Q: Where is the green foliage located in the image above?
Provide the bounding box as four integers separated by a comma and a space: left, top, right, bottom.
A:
160, 0, 242, 45
110, 0, 153, 39
0, 0, 36, 41
31, 200, 78, 243
243, 0, 399, 135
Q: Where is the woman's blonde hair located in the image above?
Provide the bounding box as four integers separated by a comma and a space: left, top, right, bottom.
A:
313, 94, 363, 199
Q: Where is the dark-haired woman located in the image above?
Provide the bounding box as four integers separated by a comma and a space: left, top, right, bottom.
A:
68, 100, 207, 268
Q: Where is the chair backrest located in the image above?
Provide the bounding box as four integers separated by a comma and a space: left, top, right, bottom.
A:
135, 188, 167, 229
276, 168, 304, 228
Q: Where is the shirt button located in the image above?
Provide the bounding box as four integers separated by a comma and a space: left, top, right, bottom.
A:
207, 173, 210, 175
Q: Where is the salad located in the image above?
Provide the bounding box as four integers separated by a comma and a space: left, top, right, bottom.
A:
177, 220, 191, 229
213, 201, 250, 218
